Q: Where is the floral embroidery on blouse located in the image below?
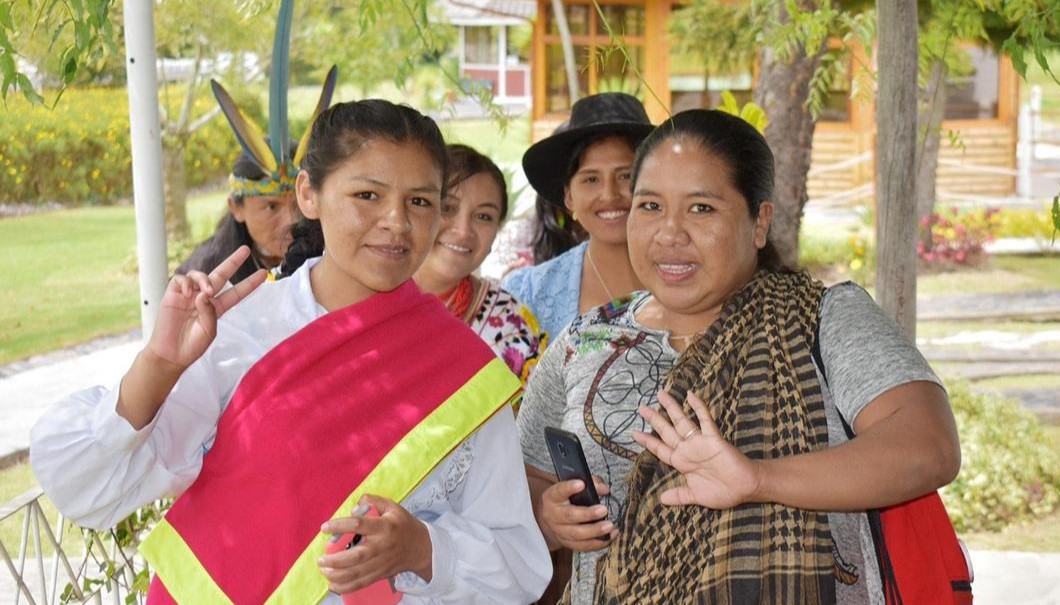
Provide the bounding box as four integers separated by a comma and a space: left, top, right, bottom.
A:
469, 280, 545, 385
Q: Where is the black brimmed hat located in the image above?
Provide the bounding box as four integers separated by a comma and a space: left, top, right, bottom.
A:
522, 93, 653, 207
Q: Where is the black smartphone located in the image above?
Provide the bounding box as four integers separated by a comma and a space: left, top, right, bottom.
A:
544, 426, 600, 507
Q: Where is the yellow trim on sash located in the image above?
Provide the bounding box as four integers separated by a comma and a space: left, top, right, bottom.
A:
139, 357, 520, 605
138, 518, 234, 604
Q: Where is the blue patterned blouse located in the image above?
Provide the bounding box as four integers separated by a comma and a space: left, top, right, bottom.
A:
502, 241, 587, 341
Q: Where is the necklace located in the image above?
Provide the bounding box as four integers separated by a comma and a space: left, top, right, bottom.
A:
669, 330, 703, 347
440, 276, 474, 319
586, 247, 616, 302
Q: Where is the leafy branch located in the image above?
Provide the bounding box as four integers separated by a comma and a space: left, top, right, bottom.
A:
587, 0, 669, 121
0, 0, 115, 106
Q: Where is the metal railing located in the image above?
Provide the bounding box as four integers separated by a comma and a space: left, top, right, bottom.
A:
0, 487, 146, 605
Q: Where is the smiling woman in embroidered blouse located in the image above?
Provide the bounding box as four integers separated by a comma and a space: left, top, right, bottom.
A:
502, 93, 654, 340
413, 144, 544, 383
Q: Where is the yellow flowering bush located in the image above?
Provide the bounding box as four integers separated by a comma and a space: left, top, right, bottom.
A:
0, 87, 236, 205
995, 204, 1059, 249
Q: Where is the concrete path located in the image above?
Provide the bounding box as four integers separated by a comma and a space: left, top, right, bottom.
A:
0, 339, 138, 461
919, 290, 1060, 322
970, 550, 1060, 605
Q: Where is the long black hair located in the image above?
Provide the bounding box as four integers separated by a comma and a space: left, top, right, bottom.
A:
280, 100, 448, 276
530, 194, 585, 263
632, 109, 788, 273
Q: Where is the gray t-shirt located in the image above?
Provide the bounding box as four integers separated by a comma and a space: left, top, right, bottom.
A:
518, 283, 943, 605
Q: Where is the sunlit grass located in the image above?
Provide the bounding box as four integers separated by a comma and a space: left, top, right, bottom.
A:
0, 191, 225, 365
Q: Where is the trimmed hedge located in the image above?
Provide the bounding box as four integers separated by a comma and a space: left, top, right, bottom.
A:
0, 87, 238, 205
941, 380, 1060, 533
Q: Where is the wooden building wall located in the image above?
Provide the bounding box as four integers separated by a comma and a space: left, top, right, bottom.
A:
529, 0, 1021, 203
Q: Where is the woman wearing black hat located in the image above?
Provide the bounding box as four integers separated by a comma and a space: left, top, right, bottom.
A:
502, 93, 653, 341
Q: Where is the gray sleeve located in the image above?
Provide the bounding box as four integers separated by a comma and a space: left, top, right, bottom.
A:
517, 328, 570, 474
819, 283, 944, 430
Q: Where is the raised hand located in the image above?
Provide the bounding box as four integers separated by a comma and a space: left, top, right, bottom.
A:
318, 495, 433, 594
632, 390, 763, 509
145, 246, 266, 372
115, 247, 266, 429
538, 476, 616, 551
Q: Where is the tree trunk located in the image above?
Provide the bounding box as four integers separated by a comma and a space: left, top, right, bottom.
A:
163, 138, 190, 242
916, 59, 947, 247
752, 9, 823, 270
159, 43, 204, 244
875, 0, 920, 340
550, 0, 579, 105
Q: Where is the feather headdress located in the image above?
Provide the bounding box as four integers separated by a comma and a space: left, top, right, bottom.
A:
211, 0, 337, 197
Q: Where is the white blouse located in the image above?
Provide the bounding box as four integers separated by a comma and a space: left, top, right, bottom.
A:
30, 258, 551, 605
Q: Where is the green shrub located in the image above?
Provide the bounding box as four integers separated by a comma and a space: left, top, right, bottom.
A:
798, 230, 875, 286
941, 380, 1060, 533
0, 87, 237, 205
120, 232, 210, 277
799, 233, 848, 270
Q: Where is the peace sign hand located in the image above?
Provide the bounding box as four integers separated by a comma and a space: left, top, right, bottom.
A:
145, 246, 266, 373
632, 390, 763, 509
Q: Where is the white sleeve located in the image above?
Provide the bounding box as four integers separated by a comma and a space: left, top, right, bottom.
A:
29, 342, 244, 531
394, 408, 551, 604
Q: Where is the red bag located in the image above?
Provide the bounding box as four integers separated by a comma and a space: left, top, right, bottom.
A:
812, 325, 973, 605
872, 493, 974, 605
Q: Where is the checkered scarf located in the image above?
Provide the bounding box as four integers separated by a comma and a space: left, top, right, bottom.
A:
593, 270, 836, 605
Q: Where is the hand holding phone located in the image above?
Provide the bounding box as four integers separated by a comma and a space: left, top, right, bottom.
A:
544, 427, 600, 507
541, 427, 617, 551
324, 504, 402, 605
326, 503, 374, 554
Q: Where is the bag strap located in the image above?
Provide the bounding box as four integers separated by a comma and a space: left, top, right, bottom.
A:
812, 311, 904, 605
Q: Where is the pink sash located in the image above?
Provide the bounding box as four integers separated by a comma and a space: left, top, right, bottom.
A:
139, 280, 520, 604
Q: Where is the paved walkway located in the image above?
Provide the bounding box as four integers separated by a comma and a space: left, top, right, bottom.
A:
0, 338, 138, 461
919, 290, 1060, 321
970, 550, 1060, 605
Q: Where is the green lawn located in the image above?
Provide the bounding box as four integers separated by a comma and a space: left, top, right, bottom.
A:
0, 112, 536, 367
975, 374, 1060, 391
0, 133, 1051, 368
964, 509, 1060, 552
801, 227, 1060, 296
917, 258, 1060, 296
0, 191, 226, 365
0, 205, 141, 364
